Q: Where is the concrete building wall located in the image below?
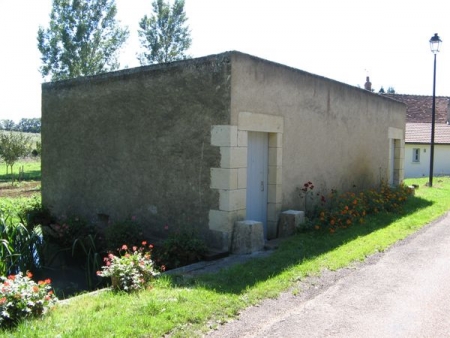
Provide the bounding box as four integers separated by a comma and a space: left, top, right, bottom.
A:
207, 52, 405, 241
42, 51, 406, 251
42, 55, 232, 242
405, 143, 450, 178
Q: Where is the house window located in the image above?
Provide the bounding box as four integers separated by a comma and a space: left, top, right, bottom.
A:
412, 148, 420, 162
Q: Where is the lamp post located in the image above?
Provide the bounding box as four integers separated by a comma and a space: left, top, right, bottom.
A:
429, 33, 442, 187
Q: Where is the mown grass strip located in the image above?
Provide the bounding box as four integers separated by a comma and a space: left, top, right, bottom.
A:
2, 177, 450, 337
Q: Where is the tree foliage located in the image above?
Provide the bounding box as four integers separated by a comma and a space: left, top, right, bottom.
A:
0, 119, 41, 133
37, 0, 129, 81
138, 0, 191, 65
0, 132, 32, 182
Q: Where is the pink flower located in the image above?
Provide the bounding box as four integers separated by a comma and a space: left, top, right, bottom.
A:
133, 246, 137, 252
122, 244, 128, 250
164, 224, 169, 230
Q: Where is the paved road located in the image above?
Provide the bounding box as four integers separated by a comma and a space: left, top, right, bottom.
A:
206, 212, 450, 338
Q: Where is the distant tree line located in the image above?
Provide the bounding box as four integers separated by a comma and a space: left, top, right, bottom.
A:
0, 118, 41, 133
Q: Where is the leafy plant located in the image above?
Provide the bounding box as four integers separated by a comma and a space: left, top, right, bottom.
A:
157, 226, 207, 269
104, 217, 144, 251
0, 208, 43, 276
37, 0, 129, 81
72, 234, 103, 290
97, 242, 160, 292
0, 271, 58, 329
306, 181, 414, 233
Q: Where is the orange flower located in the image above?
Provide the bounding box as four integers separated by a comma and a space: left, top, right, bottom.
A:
346, 219, 352, 225
33, 286, 39, 293
45, 278, 51, 284
314, 225, 320, 230
26, 271, 33, 278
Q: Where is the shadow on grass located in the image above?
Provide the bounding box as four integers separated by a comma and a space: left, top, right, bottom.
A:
176, 195, 433, 295
0, 170, 41, 182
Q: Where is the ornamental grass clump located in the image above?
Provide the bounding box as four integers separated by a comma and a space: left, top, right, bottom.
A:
0, 271, 58, 329
97, 242, 160, 292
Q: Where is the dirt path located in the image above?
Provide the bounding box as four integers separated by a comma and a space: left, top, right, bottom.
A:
205, 213, 450, 338
0, 181, 40, 198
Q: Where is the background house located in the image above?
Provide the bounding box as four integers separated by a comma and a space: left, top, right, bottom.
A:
42, 51, 406, 251
384, 94, 450, 178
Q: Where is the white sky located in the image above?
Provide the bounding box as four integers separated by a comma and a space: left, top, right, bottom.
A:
0, 0, 449, 122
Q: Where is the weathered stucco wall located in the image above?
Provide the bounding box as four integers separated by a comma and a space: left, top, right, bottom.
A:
42, 51, 406, 251
42, 55, 232, 240
229, 52, 406, 212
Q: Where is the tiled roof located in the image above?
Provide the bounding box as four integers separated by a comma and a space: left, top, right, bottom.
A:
383, 94, 450, 144
384, 94, 449, 124
405, 123, 450, 144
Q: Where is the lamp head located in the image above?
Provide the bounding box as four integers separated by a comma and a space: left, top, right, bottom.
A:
430, 33, 442, 54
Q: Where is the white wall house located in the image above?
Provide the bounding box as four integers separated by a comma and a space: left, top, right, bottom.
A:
385, 95, 450, 178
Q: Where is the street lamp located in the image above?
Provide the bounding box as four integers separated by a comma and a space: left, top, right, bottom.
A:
429, 33, 442, 187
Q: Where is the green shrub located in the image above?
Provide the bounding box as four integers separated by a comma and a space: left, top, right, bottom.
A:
156, 227, 208, 269
0, 206, 43, 276
104, 217, 144, 252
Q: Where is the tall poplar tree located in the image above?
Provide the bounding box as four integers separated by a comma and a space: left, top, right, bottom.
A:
138, 0, 191, 65
37, 0, 129, 81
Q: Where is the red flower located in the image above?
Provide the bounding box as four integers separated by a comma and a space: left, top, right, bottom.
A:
7, 275, 15, 280
45, 278, 51, 284
142, 241, 147, 246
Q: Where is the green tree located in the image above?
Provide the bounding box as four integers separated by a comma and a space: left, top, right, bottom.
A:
37, 0, 129, 81
0, 120, 16, 131
138, 0, 191, 65
387, 87, 396, 94
0, 132, 32, 184
16, 118, 41, 133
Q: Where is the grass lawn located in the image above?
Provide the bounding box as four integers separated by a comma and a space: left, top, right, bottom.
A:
0, 158, 41, 198
2, 176, 450, 337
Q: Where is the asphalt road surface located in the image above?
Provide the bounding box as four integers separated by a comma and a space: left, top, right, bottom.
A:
206, 212, 450, 338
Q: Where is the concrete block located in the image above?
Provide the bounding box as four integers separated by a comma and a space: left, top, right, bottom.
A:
211, 125, 238, 147
220, 146, 247, 168
269, 147, 283, 166
277, 210, 305, 238
237, 130, 248, 147
209, 209, 245, 233
210, 168, 238, 190
237, 167, 247, 189
231, 220, 265, 254
219, 189, 246, 211
268, 133, 282, 148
